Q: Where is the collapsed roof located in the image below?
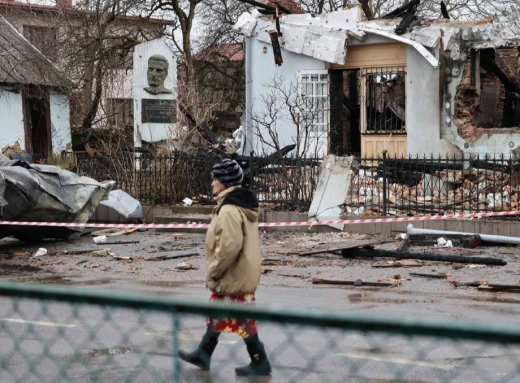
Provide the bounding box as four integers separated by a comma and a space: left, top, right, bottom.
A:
234, 6, 520, 68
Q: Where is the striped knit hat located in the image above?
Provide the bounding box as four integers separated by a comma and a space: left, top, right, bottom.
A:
211, 159, 244, 188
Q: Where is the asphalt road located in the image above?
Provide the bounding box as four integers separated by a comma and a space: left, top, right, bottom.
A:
0, 279, 519, 382
1, 231, 520, 382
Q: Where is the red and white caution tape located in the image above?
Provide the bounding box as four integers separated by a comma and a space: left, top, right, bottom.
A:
0, 210, 519, 230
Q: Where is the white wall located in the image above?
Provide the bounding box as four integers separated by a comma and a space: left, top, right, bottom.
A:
244, 37, 327, 156
50, 93, 72, 153
133, 39, 177, 145
406, 46, 458, 156
0, 89, 25, 151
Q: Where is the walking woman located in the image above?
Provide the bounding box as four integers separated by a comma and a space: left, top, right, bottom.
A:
178, 159, 271, 376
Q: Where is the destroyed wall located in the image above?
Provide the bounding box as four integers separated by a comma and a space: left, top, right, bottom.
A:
0, 89, 25, 156
407, 46, 460, 156
454, 47, 520, 143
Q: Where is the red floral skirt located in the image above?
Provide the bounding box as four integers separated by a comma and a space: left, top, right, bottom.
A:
207, 293, 258, 338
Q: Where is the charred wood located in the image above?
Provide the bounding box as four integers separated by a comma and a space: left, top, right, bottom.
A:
382, 0, 420, 19
341, 247, 506, 265
440, 1, 450, 19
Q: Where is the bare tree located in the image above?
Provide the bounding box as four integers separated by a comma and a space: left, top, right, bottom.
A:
252, 75, 327, 159
150, 0, 204, 79
47, 0, 167, 132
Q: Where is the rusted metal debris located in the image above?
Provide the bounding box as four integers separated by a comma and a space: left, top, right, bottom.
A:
312, 278, 398, 287
269, 30, 283, 66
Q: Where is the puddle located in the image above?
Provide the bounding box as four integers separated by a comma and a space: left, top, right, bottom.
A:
0, 264, 42, 276
15, 276, 113, 286
139, 280, 203, 288
348, 293, 410, 304
356, 346, 395, 355
87, 347, 134, 358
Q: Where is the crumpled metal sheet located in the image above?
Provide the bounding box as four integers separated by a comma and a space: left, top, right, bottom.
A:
100, 190, 143, 219
0, 160, 114, 241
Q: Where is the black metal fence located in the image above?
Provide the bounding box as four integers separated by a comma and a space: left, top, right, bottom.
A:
76, 152, 322, 209
349, 152, 520, 216
76, 152, 222, 206
76, 151, 520, 216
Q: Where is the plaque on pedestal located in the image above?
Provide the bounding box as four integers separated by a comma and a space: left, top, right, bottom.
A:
141, 99, 176, 123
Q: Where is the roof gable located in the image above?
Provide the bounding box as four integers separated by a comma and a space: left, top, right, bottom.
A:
0, 14, 73, 88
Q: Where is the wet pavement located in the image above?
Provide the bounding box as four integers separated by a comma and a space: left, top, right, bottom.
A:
1, 229, 520, 381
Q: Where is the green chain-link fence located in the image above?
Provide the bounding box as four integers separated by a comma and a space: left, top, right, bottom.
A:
0, 281, 519, 382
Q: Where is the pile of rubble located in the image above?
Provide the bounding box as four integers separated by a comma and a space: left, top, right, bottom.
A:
346, 162, 519, 215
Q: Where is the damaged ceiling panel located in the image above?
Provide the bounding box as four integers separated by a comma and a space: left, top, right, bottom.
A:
235, 6, 520, 69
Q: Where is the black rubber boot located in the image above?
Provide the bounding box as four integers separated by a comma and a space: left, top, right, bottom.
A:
235, 334, 272, 376
178, 325, 220, 370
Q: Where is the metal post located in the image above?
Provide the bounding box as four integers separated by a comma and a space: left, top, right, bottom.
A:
249, 151, 254, 191
382, 150, 387, 216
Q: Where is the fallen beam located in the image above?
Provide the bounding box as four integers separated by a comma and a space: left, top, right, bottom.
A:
478, 285, 520, 293
480, 54, 520, 95
407, 224, 520, 246
145, 252, 199, 261
312, 278, 396, 287
293, 240, 395, 257
269, 30, 283, 66
341, 248, 506, 266
451, 280, 520, 291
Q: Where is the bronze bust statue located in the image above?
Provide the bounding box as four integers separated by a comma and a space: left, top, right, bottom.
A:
144, 54, 173, 95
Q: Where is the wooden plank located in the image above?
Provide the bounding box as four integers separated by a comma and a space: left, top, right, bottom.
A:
330, 43, 407, 69
409, 272, 449, 279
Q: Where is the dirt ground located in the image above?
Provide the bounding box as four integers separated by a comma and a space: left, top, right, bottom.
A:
1, 228, 520, 300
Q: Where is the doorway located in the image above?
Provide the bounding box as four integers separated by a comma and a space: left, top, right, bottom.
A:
329, 69, 361, 155
23, 93, 51, 161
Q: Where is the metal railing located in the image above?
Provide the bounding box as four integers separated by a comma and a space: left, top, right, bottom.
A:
348, 153, 520, 216
76, 151, 520, 216
76, 152, 322, 209
0, 282, 520, 382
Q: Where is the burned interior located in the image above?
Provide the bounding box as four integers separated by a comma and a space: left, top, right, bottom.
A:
455, 46, 520, 143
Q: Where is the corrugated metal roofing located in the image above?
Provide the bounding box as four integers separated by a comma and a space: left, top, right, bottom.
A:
0, 14, 73, 88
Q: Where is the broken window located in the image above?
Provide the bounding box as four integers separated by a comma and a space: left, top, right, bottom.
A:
298, 71, 329, 135
362, 67, 406, 133
473, 48, 520, 128
23, 25, 57, 62
106, 98, 134, 129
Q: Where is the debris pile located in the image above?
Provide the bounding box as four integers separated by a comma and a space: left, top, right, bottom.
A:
346, 161, 520, 215
0, 159, 114, 241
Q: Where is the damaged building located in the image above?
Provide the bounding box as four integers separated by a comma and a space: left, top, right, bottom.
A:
235, 5, 520, 158
0, 14, 73, 162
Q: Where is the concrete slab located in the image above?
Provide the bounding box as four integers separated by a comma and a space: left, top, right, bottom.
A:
477, 220, 494, 235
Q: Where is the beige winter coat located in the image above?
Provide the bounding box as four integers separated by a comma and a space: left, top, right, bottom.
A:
205, 186, 261, 295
